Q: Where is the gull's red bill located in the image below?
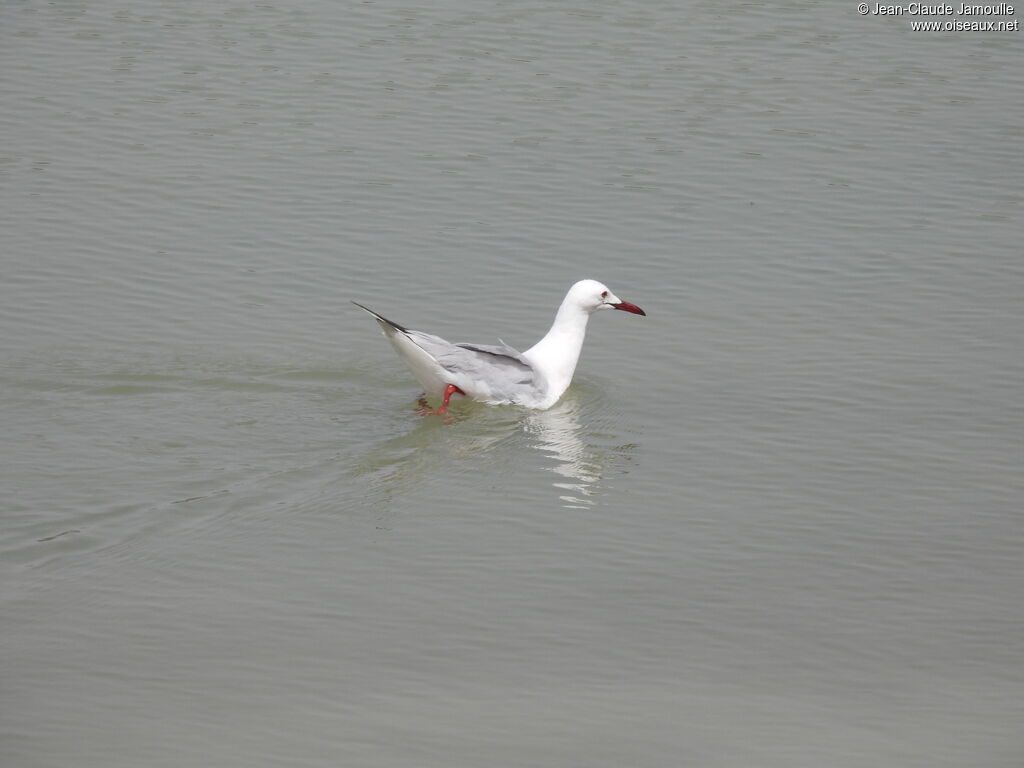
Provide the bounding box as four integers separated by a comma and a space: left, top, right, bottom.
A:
612, 301, 646, 316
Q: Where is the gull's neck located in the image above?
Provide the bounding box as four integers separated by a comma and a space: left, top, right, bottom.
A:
523, 297, 591, 405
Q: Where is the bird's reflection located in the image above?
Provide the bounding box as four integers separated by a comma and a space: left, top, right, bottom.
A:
520, 394, 604, 508
348, 386, 634, 512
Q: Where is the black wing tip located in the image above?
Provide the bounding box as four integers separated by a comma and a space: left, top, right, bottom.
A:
351, 301, 409, 333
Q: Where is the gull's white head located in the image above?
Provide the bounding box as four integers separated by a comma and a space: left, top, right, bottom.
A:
566, 279, 646, 316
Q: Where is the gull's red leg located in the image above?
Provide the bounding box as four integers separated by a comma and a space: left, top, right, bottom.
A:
421, 384, 465, 415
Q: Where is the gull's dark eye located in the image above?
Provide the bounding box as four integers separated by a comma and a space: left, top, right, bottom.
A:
601, 290, 608, 299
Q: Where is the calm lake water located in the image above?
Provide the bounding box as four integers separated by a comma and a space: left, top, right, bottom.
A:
2, 1, 1022, 766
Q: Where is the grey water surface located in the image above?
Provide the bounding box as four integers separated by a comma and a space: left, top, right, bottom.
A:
2, 2, 1022, 766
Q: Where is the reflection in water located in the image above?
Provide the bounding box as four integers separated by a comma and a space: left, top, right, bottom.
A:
345, 404, 520, 515
348, 386, 638, 513
521, 395, 605, 509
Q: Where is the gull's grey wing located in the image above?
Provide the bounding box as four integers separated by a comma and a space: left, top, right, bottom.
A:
354, 299, 544, 403
454, 341, 533, 368
451, 342, 536, 386
406, 334, 541, 402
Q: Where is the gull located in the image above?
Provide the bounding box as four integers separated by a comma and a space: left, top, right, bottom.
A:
353, 279, 645, 413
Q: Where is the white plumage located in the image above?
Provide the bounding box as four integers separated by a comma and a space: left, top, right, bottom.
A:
354, 279, 645, 411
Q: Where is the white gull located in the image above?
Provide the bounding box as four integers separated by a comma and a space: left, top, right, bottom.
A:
353, 279, 646, 413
